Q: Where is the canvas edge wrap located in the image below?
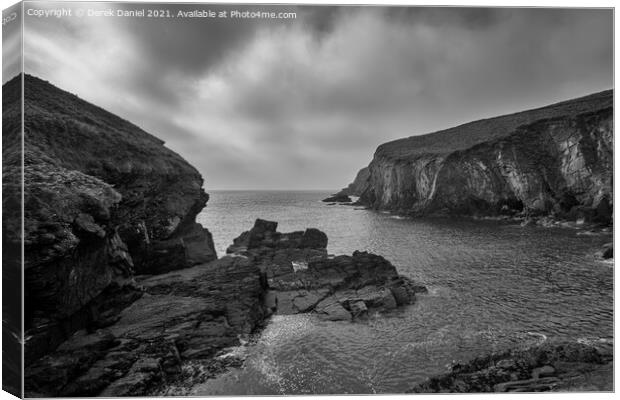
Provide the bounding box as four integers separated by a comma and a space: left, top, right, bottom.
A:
2, 1, 25, 398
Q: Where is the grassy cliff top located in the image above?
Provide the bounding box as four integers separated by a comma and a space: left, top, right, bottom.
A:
3, 74, 203, 182
376, 89, 613, 161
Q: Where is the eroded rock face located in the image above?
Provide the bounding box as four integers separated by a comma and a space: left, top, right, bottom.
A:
228, 219, 425, 321
7, 75, 218, 363
25, 256, 267, 397
336, 166, 370, 197
345, 91, 613, 224
410, 341, 613, 393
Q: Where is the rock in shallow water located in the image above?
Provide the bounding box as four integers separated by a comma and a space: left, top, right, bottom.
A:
601, 242, 613, 259
227, 219, 425, 319
410, 341, 612, 393
322, 193, 353, 203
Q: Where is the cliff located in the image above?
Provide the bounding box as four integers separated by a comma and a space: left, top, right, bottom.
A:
345, 90, 613, 223
337, 166, 370, 196
2, 75, 217, 362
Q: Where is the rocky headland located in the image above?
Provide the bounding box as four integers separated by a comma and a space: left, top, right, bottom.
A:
337, 90, 613, 226
5, 74, 218, 366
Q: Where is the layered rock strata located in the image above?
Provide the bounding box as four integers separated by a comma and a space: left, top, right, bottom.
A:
227, 219, 426, 321
341, 91, 613, 224
410, 341, 613, 393
24, 256, 266, 397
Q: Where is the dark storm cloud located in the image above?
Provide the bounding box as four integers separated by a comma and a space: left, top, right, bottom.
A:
22, 3, 613, 190
383, 6, 507, 28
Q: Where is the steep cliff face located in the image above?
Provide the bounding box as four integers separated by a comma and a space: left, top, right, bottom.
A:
337, 167, 370, 196
3, 75, 218, 361
350, 90, 613, 223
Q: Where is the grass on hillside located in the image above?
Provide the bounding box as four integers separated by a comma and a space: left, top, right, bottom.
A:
377, 90, 613, 160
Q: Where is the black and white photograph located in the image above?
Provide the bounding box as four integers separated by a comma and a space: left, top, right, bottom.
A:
1, 0, 615, 397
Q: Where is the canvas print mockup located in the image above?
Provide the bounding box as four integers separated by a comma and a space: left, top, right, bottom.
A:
1, 1, 614, 397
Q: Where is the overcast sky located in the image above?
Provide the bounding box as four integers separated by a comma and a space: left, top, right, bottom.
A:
15, 3, 613, 190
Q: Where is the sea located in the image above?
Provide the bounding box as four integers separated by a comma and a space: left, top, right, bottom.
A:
181, 190, 614, 395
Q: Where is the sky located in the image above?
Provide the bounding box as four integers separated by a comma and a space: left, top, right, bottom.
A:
11, 2, 614, 190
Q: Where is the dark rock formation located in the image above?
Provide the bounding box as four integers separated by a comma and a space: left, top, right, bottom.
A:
227, 219, 425, 321
345, 90, 613, 224
3, 75, 217, 363
322, 193, 353, 203
24, 220, 424, 396
336, 166, 370, 197
599, 242, 613, 259
25, 256, 267, 397
410, 341, 613, 393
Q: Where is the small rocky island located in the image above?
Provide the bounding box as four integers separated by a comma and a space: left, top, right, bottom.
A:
322, 193, 352, 203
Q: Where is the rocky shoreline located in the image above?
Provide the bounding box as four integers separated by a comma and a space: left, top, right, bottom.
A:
24, 219, 426, 397
410, 341, 613, 393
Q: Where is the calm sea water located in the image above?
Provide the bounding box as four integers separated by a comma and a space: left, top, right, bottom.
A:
185, 190, 613, 395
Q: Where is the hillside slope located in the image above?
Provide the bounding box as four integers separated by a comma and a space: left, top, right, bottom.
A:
3, 74, 218, 362
344, 90, 613, 222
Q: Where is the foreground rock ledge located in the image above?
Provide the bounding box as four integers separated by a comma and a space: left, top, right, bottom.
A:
410, 341, 613, 393
25, 219, 425, 397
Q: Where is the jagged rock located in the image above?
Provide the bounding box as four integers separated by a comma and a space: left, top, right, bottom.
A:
226, 218, 328, 255
99, 358, 166, 397
315, 297, 352, 321
24, 330, 118, 396
494, 377, 560, 392
301, 228, 328, 248
410, 341, 611, 393
345, 90, 612, 224
24, 255, 268, 397
73, 213, 106, 240
322, 193, 352, 203
227, 220, 424, 320
349, 301, 368, 318
601, 242, 613, 259
531, 365, 556, 379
